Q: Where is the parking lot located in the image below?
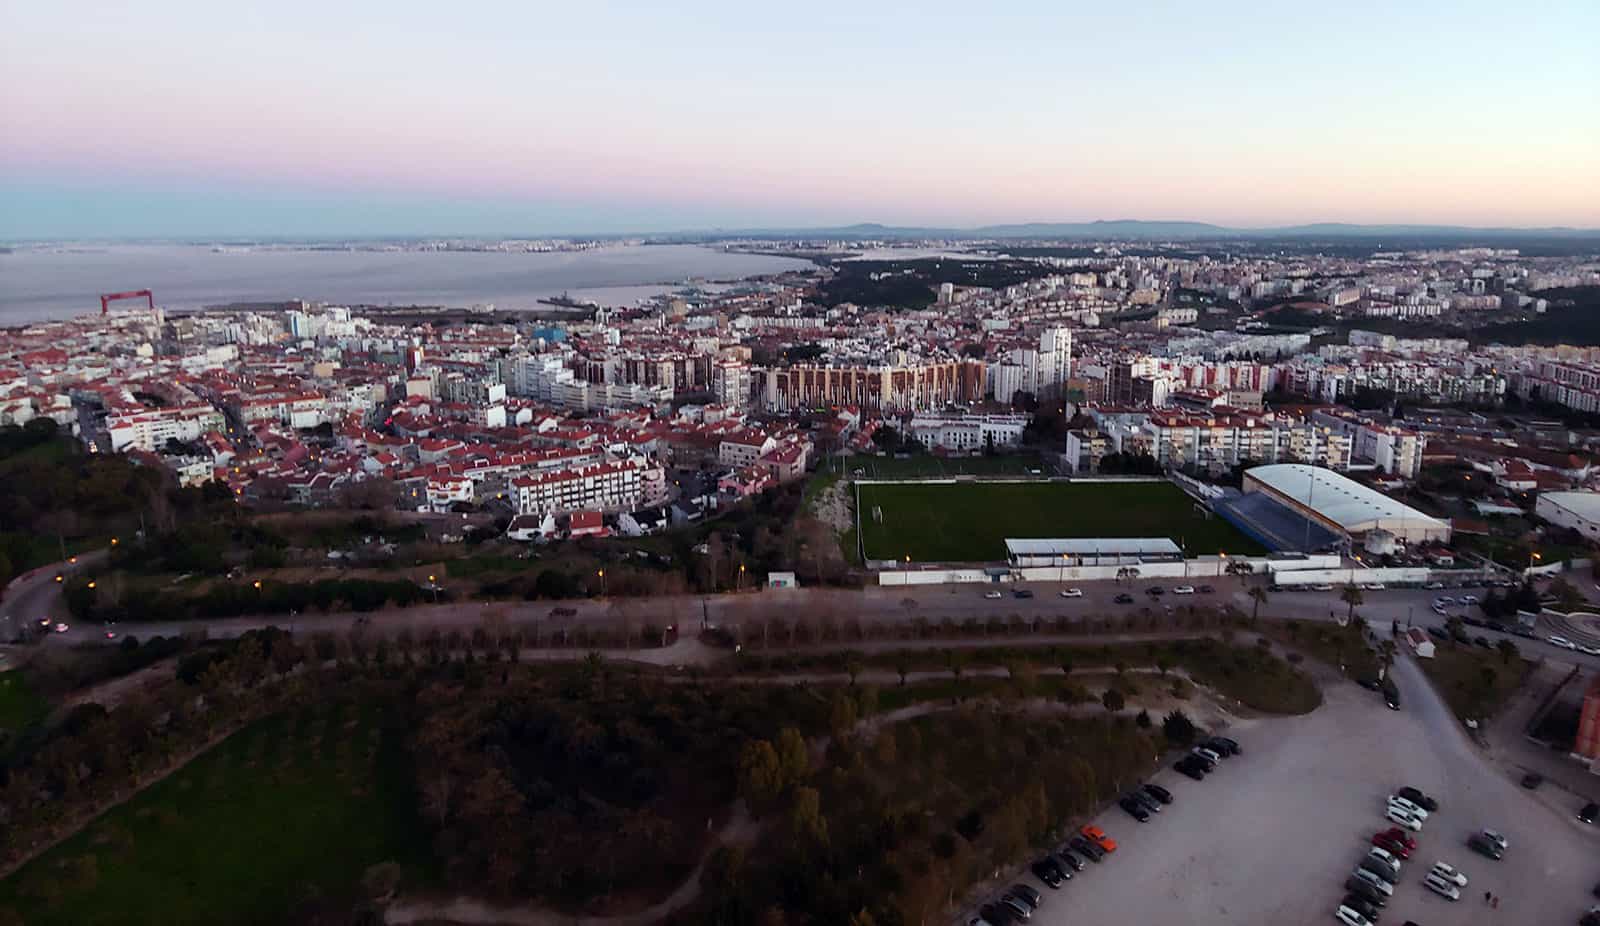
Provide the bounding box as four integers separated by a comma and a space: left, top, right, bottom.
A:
990, 654, 1600, 925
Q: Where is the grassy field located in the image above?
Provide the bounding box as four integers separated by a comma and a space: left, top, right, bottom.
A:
0, 700, 434, 925
857, 480, 1263, 562
0, 670, 48, 737
1418, 641, 1532, 725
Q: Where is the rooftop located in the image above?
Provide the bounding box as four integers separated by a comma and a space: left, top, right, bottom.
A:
1245, 463, 1447, 532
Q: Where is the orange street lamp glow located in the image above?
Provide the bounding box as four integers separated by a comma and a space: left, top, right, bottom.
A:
87, 581, 96, 589
253, 580, 262, 589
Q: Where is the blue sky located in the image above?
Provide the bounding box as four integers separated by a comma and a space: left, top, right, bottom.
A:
1, 0, 1596, 237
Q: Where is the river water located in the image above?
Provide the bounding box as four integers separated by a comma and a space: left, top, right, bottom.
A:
0, 243, 815, 323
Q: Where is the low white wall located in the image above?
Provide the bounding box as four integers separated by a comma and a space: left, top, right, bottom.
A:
1524, 558, 1591, 578
1271, 566, 1431, 587
878, 568, 994, 586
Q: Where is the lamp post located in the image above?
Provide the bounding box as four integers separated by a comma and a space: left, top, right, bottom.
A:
428, 574, 439, 603
738, 563, 746, 591
598, 568, 607, 597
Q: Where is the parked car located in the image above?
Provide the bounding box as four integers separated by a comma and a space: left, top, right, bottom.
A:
1059, 588, 1083, 598
1372, 831, 1411, 859
1335, 906, 1373, 926
1388, 795, 1429, 819
1550, 635, 1578, 650
1460, 594, 1479, 604
1009, 884, 1042, 909
1350, 867, 1395, 896
1396, 787, 1439, 812
1512, 625, 1539, 640
1053, 848, 1085, 872
1205, 735, 1241, 755
1368, 845, 1402, 870
1385, 807, 1422, 831
997, 894, 1032, 920
1142, 782, 1173, 804
1197, 584, 1215, 593
1427, 626, 1450, 641
1311, 584, 1335, 591
1343, 876, 1389, 909
1422, 871, 1462, 900
978, 903, 1015, 925
1340, 893, 1381, 921
1479, 829, 1509, 851
1360, 583, 1386, 591
1379, 827, 1417, 852
1357, 677, 1381, 691
1580, 801, 1599, 824
1581, 644, 1600, 657
1147, 586, 1165, 596
1114, 593, 1135, 604
985, 590, 1004, 599
1466, 833, 1503, 860
1174, 758, 1206, 780
1359, 856, 1399, 885
1068, 835, 1104, 861
1080, 824, 1117, 853
1521, 771, 1544, 789
1030, 860, 1064, 887
1429, 861, 1468, 887
1118, 796, 1150, 821
1173, 585, 1195, 595
1013, 589, 1034, 599
1193, 745, 1223, 763
1129, 789, 1162, 812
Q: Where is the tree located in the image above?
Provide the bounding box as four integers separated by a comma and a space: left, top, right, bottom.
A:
788, 785, 829, 847
737, 739, 784, 814
1340, 585, 1364, 622
1101, 688, 1125, 713
1162, 710, 1197, 746
1497, 639, 1519, 665
776, 727, 809, 785
1247, 586, 1269, 621
1135, 709, 1152, 729
871, 426, 902, 454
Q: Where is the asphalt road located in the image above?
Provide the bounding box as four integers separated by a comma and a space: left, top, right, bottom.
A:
986, 653, 1600, 926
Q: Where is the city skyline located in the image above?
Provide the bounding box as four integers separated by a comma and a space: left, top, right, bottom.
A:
2, 0, 1598, 238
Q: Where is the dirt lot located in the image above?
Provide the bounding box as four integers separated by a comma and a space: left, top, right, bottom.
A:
992, 654, 1600, 926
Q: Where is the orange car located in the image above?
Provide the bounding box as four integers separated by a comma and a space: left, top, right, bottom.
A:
1080, 824, 1118, 853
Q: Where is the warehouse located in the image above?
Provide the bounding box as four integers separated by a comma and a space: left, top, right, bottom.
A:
1240, 463, 1450, 545
1536, 491, 1600, 540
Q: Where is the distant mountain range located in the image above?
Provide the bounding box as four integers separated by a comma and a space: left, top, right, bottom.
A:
666, 219, 1600, 242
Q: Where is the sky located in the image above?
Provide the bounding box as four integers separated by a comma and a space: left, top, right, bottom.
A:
2, 0, 1598, 238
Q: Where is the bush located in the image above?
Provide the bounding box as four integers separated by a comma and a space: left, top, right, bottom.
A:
1162, 710, 1197, 747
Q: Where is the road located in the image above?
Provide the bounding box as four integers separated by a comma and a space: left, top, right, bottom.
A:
983, 651, 1600, 926
0, 551, 104, 644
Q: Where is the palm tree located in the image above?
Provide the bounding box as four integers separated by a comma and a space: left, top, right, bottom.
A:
1246, 586, 1269, 621
1340, 584, 1364, 623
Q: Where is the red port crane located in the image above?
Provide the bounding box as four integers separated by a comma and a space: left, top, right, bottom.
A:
100, 289, 154, 316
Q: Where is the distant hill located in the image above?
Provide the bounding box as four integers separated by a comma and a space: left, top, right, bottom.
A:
667, 219, 1600, 242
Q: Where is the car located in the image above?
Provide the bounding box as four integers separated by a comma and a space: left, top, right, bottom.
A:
1335, 905, 1373, 926
1389, 795, 1430, 819
1360, 583, 1386, 591
1479, 829, 1508, 851
1521, 771, 1544, 789
1461, 614, 1487, 627
1429, 861, 1468, 887
1372, 832, 1411, 859
1359, 856, 1399, 885
1059, 588, 1083, 598
1357, 677, 1381, 691
1013, 589, 1034, 599
1379, 827, 1418, 852
1080, 824, 1117, 853
1118, 796, 1150, 821
1431, 603, 1449, 615
1581, 801, 1599, 824
1343, 876, 1389, 909
1384, 689, 1401, 711
1368, 845, 1403, 873
1396, 787, 1439, 812
1113, 593, 1135, 604
1311, 584, 1335, 591
998, 894, 1032, 920
1340, 894, 1381, 921
1433, 596, 1456, 606
1173, 585, 1195, 595
1583, 906, 1600, 926
1350, 867, 1395, 896
1423, 581, 1445, 590
1193, 745, 1223, 763
1187, 752, 1217, 772
1129, 789, 1162, 812
1427, 626, 1450, 641
1512, 626, 1539, 640
1205, 735, 1241, 755
1174, 758, 1206, 780
967, 917, 995, 926
1009, 884, 1042, 909
1068, 836, 1104, 861
985, 590, 1004, 599
1460, 594, 1479, 604
977, 903, 1015, 925
1466, 833, 1503, 860
1474, 635, 1494, 649
1142, 782, 1173, 804
53, 622, 69, 633
1053, 849, 1085, 872
1422, 871, 1461, 900
1385, 807, 1422, 831
1197, 584, 1215, 593
1030, 860, 1064, 888
1147, 586, 1165, 596
103, 629, 117, 639
1550, 635, 1578, 649
1582, 643, 1600, 657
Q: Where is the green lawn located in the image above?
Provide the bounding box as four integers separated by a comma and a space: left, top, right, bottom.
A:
1417, 642, 1532, 726
0, 701, 435, 925
0, 670, 48, 736
857, 480, 1263, 562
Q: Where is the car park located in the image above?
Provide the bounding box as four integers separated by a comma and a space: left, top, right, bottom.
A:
1466, 833, 1503, 860
1335, 905, 1373, 926
1396, 787, 1439, 812
1118, 796, 1150, 821
1422, 871, 1461, 900
1058, 587, 1083, 598
1030, 860, 1064, 887
1580, 802, 1599, 824
1350, 867, 1395, 896
1141, 782, 1173, 804
1429, 861, 1468, 887
1385, 807, 1422, 831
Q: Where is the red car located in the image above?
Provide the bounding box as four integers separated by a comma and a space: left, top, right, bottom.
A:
1379, 827, 1418, 852
1372, 831, 1412, 858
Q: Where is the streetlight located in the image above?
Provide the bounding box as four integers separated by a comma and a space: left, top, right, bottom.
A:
110, 537, 118, 546
86, 581, 96, 590
738, 563, 746, 591
427, 575, 439, 603
253, 580, 262, 590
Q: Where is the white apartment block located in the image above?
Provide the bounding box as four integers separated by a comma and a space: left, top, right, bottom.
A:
512, 459, 650, 518
905, 414, 1028, 452
106, 405, 227, 452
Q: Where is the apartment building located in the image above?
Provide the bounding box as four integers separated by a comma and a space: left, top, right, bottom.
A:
512, 459, 650, 518
106, 404, 227, 452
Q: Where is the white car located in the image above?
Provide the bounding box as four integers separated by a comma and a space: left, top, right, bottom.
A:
1311, 584, 1335, 591
1193, 746, 1223, 763
984, 591, 1003, 599
1480, 829, 1509, 850
1368, 846, 1402, 872
1423, 871, 1461, 900
1434, 596, 1456, 606
1429, 861, 1468, 887
1549, 635, 1578, 650
1334, 906, 1373, 926
1388, 795, 1430, 820
1360, 583, 1386, 591
53, 622, 69, 634
1350, 868, 1395, 896
1385, 807, 1422, 831
1059, 588, 1083, 598
1460, 594, 1479, 604
1172, 585, 1195, 595
1431, 604, 1448, 615
1580, 644, 1600, 657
